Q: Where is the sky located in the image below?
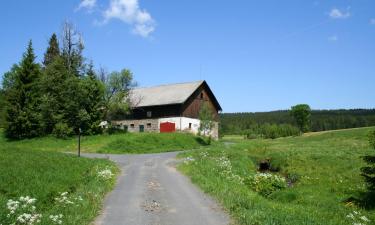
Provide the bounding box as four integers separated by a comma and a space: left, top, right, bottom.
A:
0, 0, 374, 113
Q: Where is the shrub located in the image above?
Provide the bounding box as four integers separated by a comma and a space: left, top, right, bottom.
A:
53, 123, 73, 139
248, 173, 287, 197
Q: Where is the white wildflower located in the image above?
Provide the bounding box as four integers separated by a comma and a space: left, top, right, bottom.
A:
98, 168, 114, 180
49, 214, 63, 224
55, 192, 74, 205
183, 156, 195, 164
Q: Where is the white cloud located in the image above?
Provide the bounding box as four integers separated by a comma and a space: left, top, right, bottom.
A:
76, 0, 97, 11
103, 0, 155, 38
329, 8, 350, 19
328, 35, 338, 41
370, 18, 375, 25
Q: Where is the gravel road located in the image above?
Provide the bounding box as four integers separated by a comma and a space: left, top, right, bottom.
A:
83, 152, 229, 225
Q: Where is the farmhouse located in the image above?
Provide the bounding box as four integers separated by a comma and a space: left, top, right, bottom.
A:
113, 80, 222, 139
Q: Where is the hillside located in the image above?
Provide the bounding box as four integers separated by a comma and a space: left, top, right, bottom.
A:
220, 109, 375, 134
178, 127, 375, 225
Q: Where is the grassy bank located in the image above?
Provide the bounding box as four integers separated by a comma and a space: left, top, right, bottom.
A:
178, 127, 375, 225
0, 131, 207, 154
0, 139, 118, 225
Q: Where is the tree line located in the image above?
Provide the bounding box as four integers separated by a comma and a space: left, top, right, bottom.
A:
220, 108, 375, 135
0, 22, 135, 139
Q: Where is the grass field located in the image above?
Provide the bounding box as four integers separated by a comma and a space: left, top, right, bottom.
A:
0, 132, 118, 225
178, 127, 375, 225
0, 131, 208, 154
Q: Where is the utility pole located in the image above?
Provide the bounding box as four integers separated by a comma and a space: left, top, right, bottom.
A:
78, 128, 81, 157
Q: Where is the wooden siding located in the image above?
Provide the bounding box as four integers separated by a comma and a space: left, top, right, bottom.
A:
130, 82, 220, 120
181, 86, 219, 120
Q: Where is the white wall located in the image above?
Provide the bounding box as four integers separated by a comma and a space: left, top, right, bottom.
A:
158, 117, 201, 134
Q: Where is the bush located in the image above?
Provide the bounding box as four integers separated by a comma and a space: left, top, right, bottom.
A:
53, 123, 73, 139
248, 173, 287, 197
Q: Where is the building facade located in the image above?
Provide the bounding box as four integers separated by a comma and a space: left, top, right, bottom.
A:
112, 80, 222, 139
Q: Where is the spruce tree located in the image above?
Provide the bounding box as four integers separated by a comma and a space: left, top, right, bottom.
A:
43, 33, 60, 66
39, 56, 70, 134
4, 40, 42, 139
362, 130, 375, 191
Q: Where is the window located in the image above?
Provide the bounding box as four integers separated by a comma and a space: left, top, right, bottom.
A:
147, 123, 152, 128
189, 123, 192, 129
200, 93, 204, 99
147, 111, 152, 118
130, 124, 135, 128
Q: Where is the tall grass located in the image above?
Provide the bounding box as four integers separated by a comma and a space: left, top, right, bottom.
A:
0, 144, 118, 225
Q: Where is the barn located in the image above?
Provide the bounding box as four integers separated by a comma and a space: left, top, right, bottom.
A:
113, 80, 222, 139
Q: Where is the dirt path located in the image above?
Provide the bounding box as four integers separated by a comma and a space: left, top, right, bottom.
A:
84, 152, 229, 225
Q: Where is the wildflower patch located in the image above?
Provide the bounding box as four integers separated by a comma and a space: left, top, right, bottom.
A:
247, 173, 287, 197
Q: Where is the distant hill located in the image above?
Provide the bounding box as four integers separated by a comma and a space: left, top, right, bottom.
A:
220, 109, 375, 134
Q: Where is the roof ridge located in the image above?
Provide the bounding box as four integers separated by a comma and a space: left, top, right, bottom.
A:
133, 80, 204, 90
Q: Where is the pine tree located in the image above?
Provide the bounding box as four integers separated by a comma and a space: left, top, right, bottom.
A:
4, 40, 42, 139
43, 33, 60, 66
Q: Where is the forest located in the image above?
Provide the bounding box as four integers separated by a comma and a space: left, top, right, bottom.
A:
220, 109, 375, 135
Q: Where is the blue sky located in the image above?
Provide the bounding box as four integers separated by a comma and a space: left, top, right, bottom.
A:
1, 0, 374, 112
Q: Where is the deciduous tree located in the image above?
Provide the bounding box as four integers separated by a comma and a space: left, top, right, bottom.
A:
290, 104, 311, 133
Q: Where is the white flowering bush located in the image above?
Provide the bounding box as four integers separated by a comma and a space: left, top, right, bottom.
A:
4, 196, 42, 225
215, 155, 244, 184
248, 173, 287, 197
49, 214, 63, 224
346, 210, 371, 225
97, 168, 114, 180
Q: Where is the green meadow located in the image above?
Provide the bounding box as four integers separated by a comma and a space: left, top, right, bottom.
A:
178, 127, 375, 225
0, 131, 207, 154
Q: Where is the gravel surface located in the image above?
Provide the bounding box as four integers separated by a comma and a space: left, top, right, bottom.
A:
83, 152, 230, 225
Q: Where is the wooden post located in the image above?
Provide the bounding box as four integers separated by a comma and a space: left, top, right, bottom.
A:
78, 128, 81, 157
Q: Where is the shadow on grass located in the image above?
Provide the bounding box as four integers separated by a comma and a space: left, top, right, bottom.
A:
194, 137, 210, 146
345, 191, 375, 210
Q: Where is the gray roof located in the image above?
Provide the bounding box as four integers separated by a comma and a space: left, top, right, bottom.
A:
129, 81, 205, 108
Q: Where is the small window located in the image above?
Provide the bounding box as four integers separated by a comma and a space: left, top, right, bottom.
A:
200, 93, 204, 99
147, 111, 152, 118
147, 123, 152, 128
130, 124, 135, 128
189, 123, 192, 129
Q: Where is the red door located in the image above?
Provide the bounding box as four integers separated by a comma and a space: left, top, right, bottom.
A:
160, 122, 176, 133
